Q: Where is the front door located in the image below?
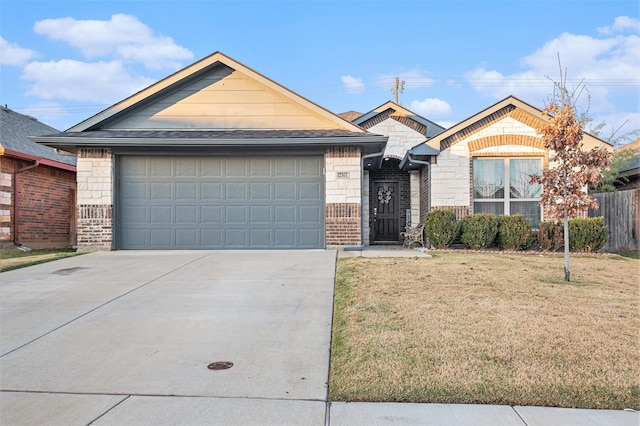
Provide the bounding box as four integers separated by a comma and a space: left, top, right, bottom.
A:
372, 181, 400, 242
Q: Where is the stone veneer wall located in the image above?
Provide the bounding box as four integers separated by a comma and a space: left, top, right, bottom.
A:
325, 147, 361, 246
77, 148, 113, 249
430, 116, 548, 219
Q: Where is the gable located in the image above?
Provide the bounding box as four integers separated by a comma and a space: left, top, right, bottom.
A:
426, 96, 610, 152
68, 51, 364, 133
105, 64, 341, 130
366, 116, 429, 159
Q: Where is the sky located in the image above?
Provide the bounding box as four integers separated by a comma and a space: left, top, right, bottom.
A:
1, 0, 639, 143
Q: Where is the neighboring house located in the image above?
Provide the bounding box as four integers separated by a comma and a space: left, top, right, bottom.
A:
615, 138, 640, 189
33, 52, 387, 250
0, 106, 77, 249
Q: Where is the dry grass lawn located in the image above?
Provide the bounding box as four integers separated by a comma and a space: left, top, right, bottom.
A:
329, 252, 639, 409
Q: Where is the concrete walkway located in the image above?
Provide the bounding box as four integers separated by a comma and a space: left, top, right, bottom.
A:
1, 248, 637, 425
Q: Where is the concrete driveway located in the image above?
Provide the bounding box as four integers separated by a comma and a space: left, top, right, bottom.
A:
0, 250, 336, 425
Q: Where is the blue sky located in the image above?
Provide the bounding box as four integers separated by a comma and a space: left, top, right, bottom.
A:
1, 0, 638, 143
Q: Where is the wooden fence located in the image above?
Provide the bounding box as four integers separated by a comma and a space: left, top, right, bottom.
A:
588, 188, 640, 252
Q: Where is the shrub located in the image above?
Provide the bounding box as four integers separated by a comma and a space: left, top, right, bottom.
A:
460, 213, 498, 249
424, 209, 460, 249
498, 215, 533, 251
538, 221, 563, 252
569, 217, 608, 252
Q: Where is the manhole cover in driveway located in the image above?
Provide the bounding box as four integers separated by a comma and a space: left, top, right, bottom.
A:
207, 361, 233, 370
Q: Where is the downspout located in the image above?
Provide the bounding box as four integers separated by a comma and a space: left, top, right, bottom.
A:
343, 149, 386, 251
13, 159, 41, 246
405, 153, 432, 213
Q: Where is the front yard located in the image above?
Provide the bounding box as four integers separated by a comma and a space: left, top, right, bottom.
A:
329, 251, 639, 409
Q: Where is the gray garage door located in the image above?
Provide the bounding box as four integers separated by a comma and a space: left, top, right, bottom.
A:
118, 156, 324, 249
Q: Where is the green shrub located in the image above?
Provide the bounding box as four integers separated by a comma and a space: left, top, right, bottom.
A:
538, 221, 563, 251
498, 215, 533, 251
569, 217, 608, 252
424, 209, 460, 249
460, 213, 498, 249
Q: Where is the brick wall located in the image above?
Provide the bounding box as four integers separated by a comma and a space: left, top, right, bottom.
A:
77, 148, 113, 249
1, 157, 76, 248
326, 203, 361, 246
325, 147, 362, 246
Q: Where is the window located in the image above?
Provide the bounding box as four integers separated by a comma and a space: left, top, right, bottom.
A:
473, 158, 542, 228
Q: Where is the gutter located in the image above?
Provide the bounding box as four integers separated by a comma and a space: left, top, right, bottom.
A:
343, 149, 387, 251
13, 159, 41, 246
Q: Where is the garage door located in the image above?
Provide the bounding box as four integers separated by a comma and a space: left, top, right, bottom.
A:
117, 156, 324, 249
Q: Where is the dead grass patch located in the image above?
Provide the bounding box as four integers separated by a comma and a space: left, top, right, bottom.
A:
329, 252, 639, 409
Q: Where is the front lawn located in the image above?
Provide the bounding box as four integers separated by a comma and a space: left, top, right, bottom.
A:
0, 248, 82, 272
329, 252, 639, 409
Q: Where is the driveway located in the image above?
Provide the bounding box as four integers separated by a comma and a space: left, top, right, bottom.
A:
0, 250, 336, 425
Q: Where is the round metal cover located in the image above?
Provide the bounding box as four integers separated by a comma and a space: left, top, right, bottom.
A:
207, 361, 233, 370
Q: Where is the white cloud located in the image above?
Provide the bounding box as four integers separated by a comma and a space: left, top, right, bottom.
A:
0, 36, 37, 66
33, 14, 192, 69
464, 18, 640, 118
409, 98, 452, 117
341, 75, 365, 93
598, 16, 640, 35
22, 59, 156, 103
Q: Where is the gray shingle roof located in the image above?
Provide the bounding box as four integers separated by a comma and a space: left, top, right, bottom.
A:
44, 129, 375, 140
0, 106, 76, 166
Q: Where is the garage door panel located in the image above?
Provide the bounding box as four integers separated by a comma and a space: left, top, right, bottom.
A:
275, 205, 296, 223
150, 159, 172, 177
249, 182, 271, 199
201, 206, 222, 223
201, 182, 222, 200
150, 229, 172, 246
150, 182, 172, 200
150, 206, 172, 224
275, 182, 296, 200
176, 158, 198, 177
119, 156, 324, 249
176, 182, 197, 200
274, 158, 296, 177
300, 205, 321, 223
250, 229, 272, 246
226, 205, 247, 223
299, 182, 321, 199
176, 229, 197, 247
250, 206, 271, 223
250, 158, 271, 177
176, 206, 197, 223
225, 182, 247, 200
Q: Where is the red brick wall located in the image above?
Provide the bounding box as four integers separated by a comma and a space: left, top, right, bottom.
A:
1, 157, 76, 248
326, 203, 361, 246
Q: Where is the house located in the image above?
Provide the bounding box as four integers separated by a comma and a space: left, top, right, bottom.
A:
33, 52, 387, 250
0, 106, 77, 249
33, 52, 611, 251
615, 138, 640, 189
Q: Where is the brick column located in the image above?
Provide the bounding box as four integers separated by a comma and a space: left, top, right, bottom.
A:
325, 147, 362, 247
77, 148, 113, 250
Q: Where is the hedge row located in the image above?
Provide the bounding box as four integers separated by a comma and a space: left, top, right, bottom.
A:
423, 210, 607, 252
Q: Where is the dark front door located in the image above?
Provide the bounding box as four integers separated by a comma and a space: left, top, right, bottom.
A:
372, 181, 399, 242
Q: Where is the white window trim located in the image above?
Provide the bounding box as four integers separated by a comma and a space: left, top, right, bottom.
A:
472, 157, 543, 225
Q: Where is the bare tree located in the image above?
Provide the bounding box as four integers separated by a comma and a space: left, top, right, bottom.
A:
530, 60, 610, 281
